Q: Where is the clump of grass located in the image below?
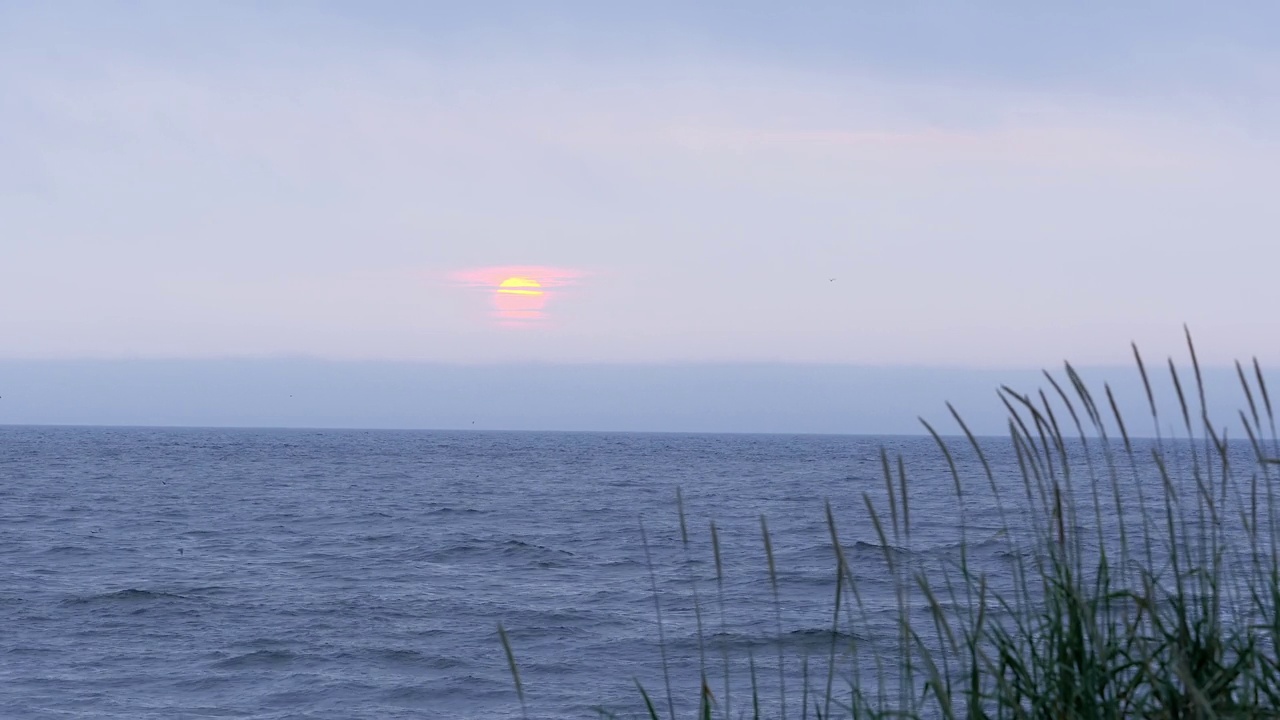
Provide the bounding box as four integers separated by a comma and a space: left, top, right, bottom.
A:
506, 331, 1280, 719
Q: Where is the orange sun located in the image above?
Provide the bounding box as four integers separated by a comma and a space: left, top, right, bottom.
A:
497, 277, 544, 296
451, 265, 583, 326
493, 276, 546, 323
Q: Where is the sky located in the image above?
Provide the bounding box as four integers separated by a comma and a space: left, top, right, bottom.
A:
3, 2, 1279, 432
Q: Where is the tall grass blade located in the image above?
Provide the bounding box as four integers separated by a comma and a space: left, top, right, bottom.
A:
497, 622, 528, 720
677, 488, 711, 706
761, 515, 787, 720
711, 520, 731, 720
635, 680, 662, 720
639, 518, 676, 720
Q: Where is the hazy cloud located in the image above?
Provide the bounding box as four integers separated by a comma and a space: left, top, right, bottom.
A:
3, 3, 1279, 367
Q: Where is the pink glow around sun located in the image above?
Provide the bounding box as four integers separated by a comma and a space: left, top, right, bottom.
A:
451, 265, 583, 325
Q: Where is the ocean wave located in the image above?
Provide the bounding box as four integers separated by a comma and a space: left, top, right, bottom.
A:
430, 538, 577, 565
45, 545, 95, 556
337, 647, 467, 670
212, 649, 299, 669
849, 540, 912, 558
501, 539, 574, 556
683, 627, 871, 653
181, 585, 235, 595
64, 589, 189, 605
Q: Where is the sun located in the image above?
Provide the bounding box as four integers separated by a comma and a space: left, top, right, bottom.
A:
493, 276, 546, 323
450, 266, 581, 326
497, 277, 544, 296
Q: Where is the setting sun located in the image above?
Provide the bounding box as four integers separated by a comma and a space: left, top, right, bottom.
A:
451, 266, 582, 326
497, 277, 544, 296
493, 276, 546, 323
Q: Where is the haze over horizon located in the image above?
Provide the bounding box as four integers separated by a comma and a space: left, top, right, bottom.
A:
4, 2, 1279, 432
0, 356, 1264, 438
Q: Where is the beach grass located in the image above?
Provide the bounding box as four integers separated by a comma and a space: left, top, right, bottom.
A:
504, 331, 1280, 719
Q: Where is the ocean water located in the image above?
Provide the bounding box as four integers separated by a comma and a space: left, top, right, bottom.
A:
0, 426, 1262, 719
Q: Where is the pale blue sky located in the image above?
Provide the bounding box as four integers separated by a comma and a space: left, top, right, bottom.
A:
2, 3, 1278, 431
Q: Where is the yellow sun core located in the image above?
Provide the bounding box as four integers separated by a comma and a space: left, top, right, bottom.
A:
497, 277, 543, 296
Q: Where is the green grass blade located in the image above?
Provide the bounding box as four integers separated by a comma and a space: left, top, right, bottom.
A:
497, 622, 528, 720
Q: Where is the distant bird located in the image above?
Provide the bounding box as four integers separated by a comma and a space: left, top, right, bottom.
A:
828, 278, 836, 282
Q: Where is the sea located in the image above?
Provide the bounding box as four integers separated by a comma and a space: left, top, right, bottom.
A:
0, 426, 1266, 719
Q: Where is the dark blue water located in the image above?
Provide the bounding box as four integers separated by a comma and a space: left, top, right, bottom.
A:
0, 426, 1266, 718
